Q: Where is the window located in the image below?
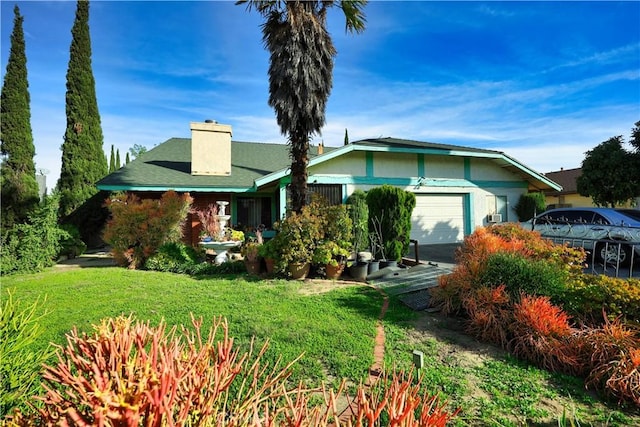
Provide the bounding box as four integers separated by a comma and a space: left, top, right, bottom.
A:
286, 184, 343, 207
236, 197, 272, 229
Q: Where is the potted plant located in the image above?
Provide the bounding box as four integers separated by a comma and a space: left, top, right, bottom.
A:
258, 238, 280, 274
241, 239, 262, 275
312, 241, 350, 279
274, 207, 323, 279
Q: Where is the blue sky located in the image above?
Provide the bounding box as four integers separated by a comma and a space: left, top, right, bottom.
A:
2, 1, 639, 188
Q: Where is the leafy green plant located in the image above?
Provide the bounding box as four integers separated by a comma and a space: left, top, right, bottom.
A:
513, 192, 546, 221
564, 274, 640, 324
58, 223, 86, 258
479, 252, 569, 303
0, 194, 67, 275
0, 290, 52, 417
103, 191, 193, 269
346, 189, 369, 253
144, 242, 204, 273
366, 185, 416, 262
312, 241, 350, 267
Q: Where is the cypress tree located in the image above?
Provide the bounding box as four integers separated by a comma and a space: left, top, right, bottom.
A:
344, 128, 349, 145
108, 144, 115, 173
115, 148, 121, 169
1, 5, 39, 231
125, 152, 130, 164
58, 0, 107, 217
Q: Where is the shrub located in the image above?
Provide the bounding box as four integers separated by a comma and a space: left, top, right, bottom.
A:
513, 192, 546, 221
144, 242, 204, 273
58, 223, 86, 258
564, 274, 640, 325
462, 285, 512, 348
103, 191, 193, 269
0, 290, 52, 417
366, 185, 416, 262
16, 315, 459, 426
479, 252, 569, 303
346, 189, 369, 253
510, 295, 581, 375
0, 195, 67, 275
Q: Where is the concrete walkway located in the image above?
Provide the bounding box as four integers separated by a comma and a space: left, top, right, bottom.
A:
366, 243, 459, 311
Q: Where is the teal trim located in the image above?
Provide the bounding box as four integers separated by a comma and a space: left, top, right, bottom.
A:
231, 195, 237, 225
96, 185, 253, 193
278, 184, 287, 219
366, 152, 374, 177
464, 193, 473, 236
307, 175, 528, 189
417, 154, 425, 177
464, 158, 471, 180
341, 184, 348, 203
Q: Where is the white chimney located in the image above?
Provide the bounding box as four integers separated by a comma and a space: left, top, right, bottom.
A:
190, 120, 232, 176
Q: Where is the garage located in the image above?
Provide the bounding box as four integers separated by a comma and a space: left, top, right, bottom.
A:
410, 194, 466, 244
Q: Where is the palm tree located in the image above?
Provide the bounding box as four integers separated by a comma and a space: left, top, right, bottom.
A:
238, 0, 366, 213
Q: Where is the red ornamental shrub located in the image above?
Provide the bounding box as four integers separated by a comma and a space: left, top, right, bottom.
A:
510, 294, 581, 374
12, 315, 460, 426
462, 285, 512, 348
581, 316, 640, 405
103, 191, 193, 269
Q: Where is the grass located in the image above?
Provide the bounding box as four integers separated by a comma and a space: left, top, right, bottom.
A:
4, 266, 640, 425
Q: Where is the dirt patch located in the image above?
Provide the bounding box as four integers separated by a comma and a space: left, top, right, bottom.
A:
296, 279, 364, 295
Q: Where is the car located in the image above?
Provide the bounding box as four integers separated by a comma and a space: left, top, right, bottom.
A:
616, 208, 640, 222
529, 207, 640, 266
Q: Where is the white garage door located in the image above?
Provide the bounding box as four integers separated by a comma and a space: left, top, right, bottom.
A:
411, 194, 465, 244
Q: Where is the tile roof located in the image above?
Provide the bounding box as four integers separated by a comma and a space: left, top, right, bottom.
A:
97, 138, 330, 191
543, 167, 582, 194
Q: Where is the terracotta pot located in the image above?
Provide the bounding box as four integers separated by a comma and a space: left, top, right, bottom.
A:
288, 262, 310, 280
244, 259, 261, 275
264, 257, 276, 274
325, 263, 345, 280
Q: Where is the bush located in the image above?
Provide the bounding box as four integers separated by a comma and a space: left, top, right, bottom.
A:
0, 195, 67, 275
346, 190, 369, 253
15, 315, 459, 426
0, 290, 52, 417
509, 295, 581, 375
144, 242, 204, 273
103, 191, 193, 269
462, 285, 512, 348
366, 185, 416, 262
513, 192, 546, 221
479, 252, 569, 303
58, 223, 86, 259
580, 316, 640, 405
564, 274, 640, 325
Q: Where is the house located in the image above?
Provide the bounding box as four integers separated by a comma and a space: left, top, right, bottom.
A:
97, 120, 562, 246
542, 167, 595, 208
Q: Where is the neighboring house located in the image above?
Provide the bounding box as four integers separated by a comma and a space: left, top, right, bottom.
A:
97, 120, 562, 246
543, 167, 596, 209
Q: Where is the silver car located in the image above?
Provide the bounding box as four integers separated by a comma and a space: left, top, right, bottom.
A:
530, 208, 640, 266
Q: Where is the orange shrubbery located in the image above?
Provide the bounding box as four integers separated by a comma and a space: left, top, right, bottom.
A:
7, 315, 460, 426
430, 224, 640, 405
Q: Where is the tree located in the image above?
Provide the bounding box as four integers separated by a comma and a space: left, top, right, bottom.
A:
0, 5, 39, 231
238, 0, 366, 213
129, 143, 147, 159
577, 135, 638, 207
125, 152, 131, 164
115, 148, 121, 169
58, 0, 107, 218
513, 192, 546, 221
344, 128, 349, 145
108, 144, 116, 173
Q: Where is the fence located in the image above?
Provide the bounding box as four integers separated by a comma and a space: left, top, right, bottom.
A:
546, 236, 639, 279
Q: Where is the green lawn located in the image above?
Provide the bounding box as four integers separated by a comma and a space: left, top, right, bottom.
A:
3, 267, 639, 426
